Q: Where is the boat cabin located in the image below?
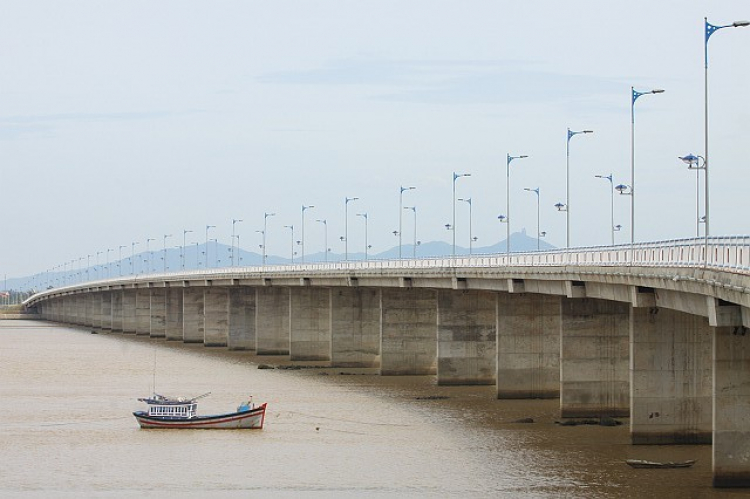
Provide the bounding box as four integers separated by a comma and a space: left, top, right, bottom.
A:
146, 402, 197, 419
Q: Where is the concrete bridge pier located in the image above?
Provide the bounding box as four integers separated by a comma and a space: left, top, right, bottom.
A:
149, 288, 166, 338
100, 292, 112, 331
204, 287, 229, 347
111, 290, 123, 332
380, 288, 437, 376
712, 303, 750, 487
330, 288, 380, 367
228, 287, 255, 350
630, 306, 712, 444
165, 287, 183, 341
255, 287, 290, 355
289, 287, 331, 361
560, 297, 630, 418
84, 294, 97, 328
496, 292, 560, 398
182, 287, 204, 343
122, 290, 137, 333
436, 289, 496, 385
135, 288, 151, 335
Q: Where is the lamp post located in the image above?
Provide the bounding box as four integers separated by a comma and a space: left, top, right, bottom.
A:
231, 218, 242, 266
316, 219, 328, 262
130, 242, 138, 275
301, 205, 314, 263
452, 172, 471, 259
344, 197, 358, 261
162, 234, 172, 271
564, 128, 593, 248
524, 188, 541, 251
595, 174, 616, 245
399, 186, 416, 259
457, 197, 473, 255
106, 248, 113, 278
118, 245, 126, 276
356, 213, 369, 261
630, 87, 664, 244
205, 225, 215, 268
182, 229, 193, 270
679, 154, 706, 238
704, 18, 748, 238
263, 212, 275, 266
283, 225, 295, 263
404, 206, 417, 259
146, 238, 156, 272
505, 155, 528, 254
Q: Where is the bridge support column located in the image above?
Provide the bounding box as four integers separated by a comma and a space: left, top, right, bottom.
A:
436, 290, 496, 385
165, 287, 183, 341
204, 288, 229, 347
111, 290, 123, 332
73, 295, 84, 326
289, 287, 331, 361
100, 292, 112, 331
560, 298, 629, 417
82, 294, 94, 327
713, 323, 750, 487
182, 287, 204, 343
331, 288, 381, 368
89, 294, 102, 329
256, 287, 290, 355
135, 288, 151, 335
630, 307, 712, 444
122, 290, 137, 333
228, 287, 255, 350
150, 288, 166, 338
496, 293, 561, 398
380, 288, 437, 376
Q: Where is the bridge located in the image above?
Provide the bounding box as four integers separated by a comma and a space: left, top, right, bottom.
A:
23, 236, 750, 487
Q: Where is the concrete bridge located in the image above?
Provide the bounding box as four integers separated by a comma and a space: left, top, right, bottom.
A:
24, 236, 750, 487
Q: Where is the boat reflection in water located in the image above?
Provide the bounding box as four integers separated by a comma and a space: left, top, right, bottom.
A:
133, 392, 267, 429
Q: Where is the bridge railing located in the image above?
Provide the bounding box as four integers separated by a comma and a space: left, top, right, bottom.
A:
25, 236, 750, 304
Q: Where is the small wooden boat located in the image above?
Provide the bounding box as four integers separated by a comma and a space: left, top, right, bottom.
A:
133, 392, 267, 429
626, 459, 696, 469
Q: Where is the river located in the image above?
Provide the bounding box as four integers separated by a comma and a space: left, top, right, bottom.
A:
0, 321, 738, 498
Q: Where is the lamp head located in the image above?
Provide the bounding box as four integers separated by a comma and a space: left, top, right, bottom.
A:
733, 21, 750, 27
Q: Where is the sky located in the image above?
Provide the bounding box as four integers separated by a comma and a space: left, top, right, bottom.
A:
2, 1, 749, 279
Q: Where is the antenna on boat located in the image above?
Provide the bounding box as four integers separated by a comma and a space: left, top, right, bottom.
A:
191, 392, 212, 402
152, 349, 157, 395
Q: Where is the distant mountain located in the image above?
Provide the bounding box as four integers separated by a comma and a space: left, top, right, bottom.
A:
3, 230, 554, 291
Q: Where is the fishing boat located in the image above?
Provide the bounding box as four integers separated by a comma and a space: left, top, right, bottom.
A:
133, 392, 267, 429
626, 459, 696, 469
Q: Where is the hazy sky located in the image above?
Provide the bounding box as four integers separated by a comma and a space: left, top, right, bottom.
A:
2, 1, 749, 278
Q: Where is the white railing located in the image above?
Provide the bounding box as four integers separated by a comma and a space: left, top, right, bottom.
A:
25, 236, 750, 304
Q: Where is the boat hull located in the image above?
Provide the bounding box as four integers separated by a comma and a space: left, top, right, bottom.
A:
134, 403, 266, 429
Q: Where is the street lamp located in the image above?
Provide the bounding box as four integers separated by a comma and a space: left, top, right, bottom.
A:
130, 242, 138, 275
301, 205, 314, 263
163, 234, 172, 271
106, 249, 113, 278
704, 18, 748, 237
631, 87, 664, 244
505, 154, 528, 254
452, 172, 471, 259
231, 218, 243, 266
595, 174, 616, 245
205, 225, 215, 268
356, 213, 369, 261
263, 212, 275, 265
145, 238, 155, 272
283, 225, 295, 262
118, 245, 126, 276
399, 186, 416, 259
182, 229, 193, 270
524, 188, 541, 251
404, 206, 417, 259
565, 128, 593, 248
344, 197, 358, 261
679, 154, 706, 238
458, 197, 473, 255
316, 219, 328, 262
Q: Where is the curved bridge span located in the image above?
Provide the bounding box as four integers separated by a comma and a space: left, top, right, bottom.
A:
24, 237, 750, 488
